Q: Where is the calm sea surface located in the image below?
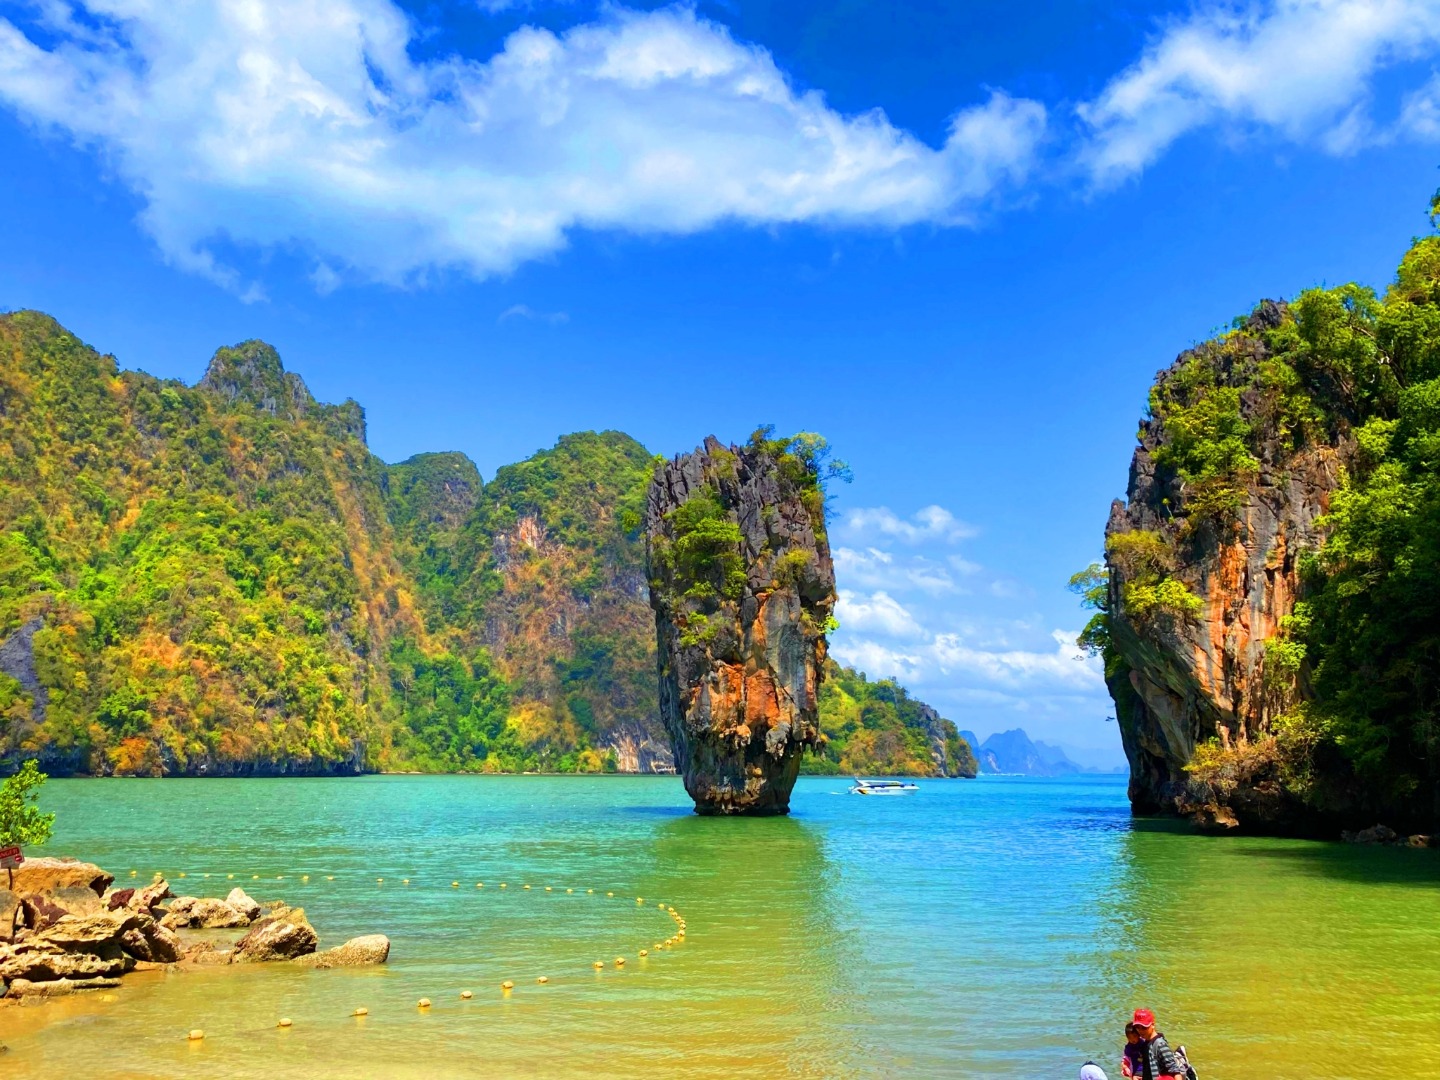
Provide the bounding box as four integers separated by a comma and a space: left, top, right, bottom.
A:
3, 774, 1438, 1078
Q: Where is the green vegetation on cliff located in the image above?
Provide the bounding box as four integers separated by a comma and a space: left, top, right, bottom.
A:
1108, 199, 1440, 826
809, 660, 977, 777
0, 312, 949, 779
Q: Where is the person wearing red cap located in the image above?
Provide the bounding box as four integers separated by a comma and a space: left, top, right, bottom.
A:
1129, 1009, 1184, 1080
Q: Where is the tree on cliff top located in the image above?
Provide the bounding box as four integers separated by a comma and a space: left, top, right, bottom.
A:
0, 759, 54, 848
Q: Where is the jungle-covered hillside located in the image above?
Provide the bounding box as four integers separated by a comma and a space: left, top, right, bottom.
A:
0, 311, 969, 778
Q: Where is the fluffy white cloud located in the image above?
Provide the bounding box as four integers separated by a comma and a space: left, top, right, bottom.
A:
831, 626, 1102, 693
0, 1, 1047, 293
835, 589, 927, 639
1399, 74, 1440, 139
833, 546, 961, 594
1077, 0, 1440, 183
838, 504, 977, 544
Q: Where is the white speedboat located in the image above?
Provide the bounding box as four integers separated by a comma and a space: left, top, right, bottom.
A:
849, 778, 919, 795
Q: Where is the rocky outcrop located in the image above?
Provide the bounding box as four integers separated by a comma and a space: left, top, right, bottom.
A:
1, 860, 380, 998
1105, 303, 1353, 834
161, 895, 253, 930
646, 435, 836, 815
293, 933, 390, 968
231, 907, 318, 962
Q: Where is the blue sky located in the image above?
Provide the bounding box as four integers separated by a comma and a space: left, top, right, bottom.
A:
2, 0, 1439, 763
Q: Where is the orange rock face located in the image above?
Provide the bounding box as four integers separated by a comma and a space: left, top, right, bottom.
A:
646, 436, 835, 815
1105, 303, 1347, 831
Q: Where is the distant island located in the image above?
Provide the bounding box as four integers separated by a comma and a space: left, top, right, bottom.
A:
958, 728, 1124, 777
0, 312, 974, 782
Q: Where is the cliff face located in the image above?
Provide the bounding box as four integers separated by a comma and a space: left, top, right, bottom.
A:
1107, 303, 1351, 831
646, 435, 836, 814
1105, 225, 1440, 836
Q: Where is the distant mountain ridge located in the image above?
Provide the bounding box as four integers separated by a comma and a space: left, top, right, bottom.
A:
960, 728, 1121, 776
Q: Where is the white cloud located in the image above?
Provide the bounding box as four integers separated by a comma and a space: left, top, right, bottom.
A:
833, 546, 961, 594
838, 504, 977, 544
0, 1, 1047, 294
835, 589, 927, 639
498, 303, 569, 324
831, 625, 1102, 694
1399, 73, 1440, 139
1077, 0, 1440, 184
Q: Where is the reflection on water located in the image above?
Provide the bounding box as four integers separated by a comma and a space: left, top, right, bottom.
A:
1, 775, 1436, 1079
1101, 822, 1440, 1080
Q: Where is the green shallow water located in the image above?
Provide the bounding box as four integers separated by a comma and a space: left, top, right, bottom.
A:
2, 774, 1438, 1078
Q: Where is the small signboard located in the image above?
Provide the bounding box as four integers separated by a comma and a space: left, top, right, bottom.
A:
0, 845, 23, 870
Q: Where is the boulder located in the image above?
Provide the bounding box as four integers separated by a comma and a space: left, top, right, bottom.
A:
182, 941, 234, 966
160, 896, 249, 930
34, 911, 137, 951
4, 976, 121, 997
19, 885, 105, 931
293, 934, 390, 969
0, 940, 129, 982
1347, 824, 1398, 845
119, 914, 183, 964
105, 878, 173, 915
9, 858, 113, 898
0, 889, 18, 944
223, 888, 261, 922
231, 907, 317, 963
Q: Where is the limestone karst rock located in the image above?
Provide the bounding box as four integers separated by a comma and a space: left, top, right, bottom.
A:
645, 435, 836, 815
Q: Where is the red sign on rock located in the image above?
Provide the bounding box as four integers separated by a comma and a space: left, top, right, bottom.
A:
0, 845, 23, 870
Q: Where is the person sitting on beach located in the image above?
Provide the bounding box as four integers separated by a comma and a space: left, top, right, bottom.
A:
1120, 1022, 1144, 1078
1129, 1008, 1185, 1080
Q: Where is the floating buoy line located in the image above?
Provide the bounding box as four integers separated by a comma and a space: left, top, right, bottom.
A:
144, 868, 693, 1045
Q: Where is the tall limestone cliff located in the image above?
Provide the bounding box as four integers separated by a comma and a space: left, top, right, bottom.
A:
646, 434, 837, 814
1100, 220, 1440, 835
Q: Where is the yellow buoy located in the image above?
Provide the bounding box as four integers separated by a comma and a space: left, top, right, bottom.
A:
178, 872, 186, 878
606, 891, 614, 897
277, 876, 284, 881
353, 1007, 368, 1017
592, 961, 604, 970
252, 875, 259, 880
536, 976, 549, 984
278, 1018, 293, 1028
636, 897, 643, 904
417, 998, 431, 1009
451, 881, 459, 888
614, 957, 626, 967
657, 902, 665, 909
500, 882, 508, 889
544, 886, 552, 892
523, 884, 531, 890
587, 888, 594, 894
460, 990, 473, 1000
476, 882, 484, 888
403, 878, 410, 885
301, 874, 309, 881
326, 875, 335, 881
129, 870, 137, 877
566, 888, 573, 893
639, 949, 649, 957
377, 878, 384, 884
501, 980, 514, 990
655, 943, 664, 950
187, 1029, 204, 1042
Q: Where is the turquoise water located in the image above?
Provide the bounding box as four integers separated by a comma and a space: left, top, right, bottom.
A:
3, 774, 1439, 1078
